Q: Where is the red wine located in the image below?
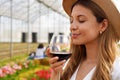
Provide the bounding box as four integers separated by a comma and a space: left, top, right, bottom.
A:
50, 52, 72, 61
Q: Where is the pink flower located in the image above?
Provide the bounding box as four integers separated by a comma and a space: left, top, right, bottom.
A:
12, 64, 22, 70
0, 68, 6, 77
2, 65, 15, 75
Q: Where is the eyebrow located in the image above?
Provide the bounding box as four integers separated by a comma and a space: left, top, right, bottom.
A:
70, 15, 85, 18
77, 15, 85, 18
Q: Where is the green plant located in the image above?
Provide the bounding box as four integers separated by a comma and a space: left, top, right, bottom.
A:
0, 58, 50, 80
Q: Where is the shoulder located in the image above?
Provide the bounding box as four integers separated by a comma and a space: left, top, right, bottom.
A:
112, 57, 120, 80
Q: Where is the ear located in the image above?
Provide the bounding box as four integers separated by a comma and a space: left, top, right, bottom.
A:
99, 19, 108, 32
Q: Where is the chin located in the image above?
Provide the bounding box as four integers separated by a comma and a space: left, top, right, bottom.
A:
72, 41, 83, 45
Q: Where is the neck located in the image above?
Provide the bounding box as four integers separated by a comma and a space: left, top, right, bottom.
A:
85, 40, 99, 62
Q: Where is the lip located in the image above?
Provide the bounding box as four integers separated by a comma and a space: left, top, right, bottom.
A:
71, 33, 80, 39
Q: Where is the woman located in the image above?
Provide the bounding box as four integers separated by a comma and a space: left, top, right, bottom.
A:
46, 0, 120, 80
34, 43, 45, 59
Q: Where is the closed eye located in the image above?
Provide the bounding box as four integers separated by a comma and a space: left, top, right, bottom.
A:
79, 21, 85, 23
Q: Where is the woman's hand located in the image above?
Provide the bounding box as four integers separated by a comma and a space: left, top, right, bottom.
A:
45, 48, 66, 80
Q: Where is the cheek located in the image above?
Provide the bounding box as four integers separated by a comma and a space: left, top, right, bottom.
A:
72, 29, 99, 45
84, 30, 99, 41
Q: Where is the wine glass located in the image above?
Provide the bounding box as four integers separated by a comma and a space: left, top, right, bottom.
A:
49, 34, 71, 80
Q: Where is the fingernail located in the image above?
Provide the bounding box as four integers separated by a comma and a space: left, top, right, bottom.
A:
62, 60, 66, 62
55, 57, 59, 59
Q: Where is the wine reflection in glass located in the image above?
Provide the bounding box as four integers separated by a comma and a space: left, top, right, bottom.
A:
49, 34, 72, 80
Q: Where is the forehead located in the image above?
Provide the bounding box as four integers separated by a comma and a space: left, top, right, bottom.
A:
71, 4, 93, 17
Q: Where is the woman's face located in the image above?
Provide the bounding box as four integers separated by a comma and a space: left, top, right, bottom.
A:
70, 4, 101, 45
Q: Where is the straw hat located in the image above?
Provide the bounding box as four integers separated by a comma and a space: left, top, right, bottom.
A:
62, 0, 120, 39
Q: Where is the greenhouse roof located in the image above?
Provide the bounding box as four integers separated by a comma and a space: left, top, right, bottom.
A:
0, 0, 67, 22
0, 0, 120, 22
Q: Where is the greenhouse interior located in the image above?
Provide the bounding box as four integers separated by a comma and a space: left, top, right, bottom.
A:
0, 0, 70, 59
0, 0, 120, 80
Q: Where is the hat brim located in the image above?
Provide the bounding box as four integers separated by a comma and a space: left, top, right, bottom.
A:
62, 0, 120, 40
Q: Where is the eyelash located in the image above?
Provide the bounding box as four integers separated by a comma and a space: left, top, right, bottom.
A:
70, 20, 85, 24
79, 21, 85, 23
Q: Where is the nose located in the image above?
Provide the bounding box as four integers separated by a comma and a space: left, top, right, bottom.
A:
70, 21, 78, 31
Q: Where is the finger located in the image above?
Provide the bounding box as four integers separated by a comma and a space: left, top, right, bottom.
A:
54, 65, 64, 72
49, 57, 59, 64
52, 60, 66, 73
50, 60, 66, 69
45, 48, 52, 57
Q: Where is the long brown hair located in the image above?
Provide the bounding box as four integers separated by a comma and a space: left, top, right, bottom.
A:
61, 0, 119, 80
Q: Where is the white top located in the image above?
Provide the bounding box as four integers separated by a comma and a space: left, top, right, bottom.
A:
70, 57, 120, 80
34, 48, 45, 59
